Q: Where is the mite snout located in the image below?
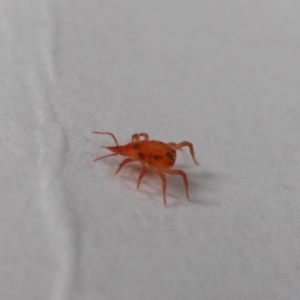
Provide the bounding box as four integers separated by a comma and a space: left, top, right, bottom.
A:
102, 146, 120, 153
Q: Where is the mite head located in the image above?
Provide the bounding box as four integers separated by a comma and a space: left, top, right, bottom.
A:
102, 145, 122, 155
101, 143, 132, 156
93, 132, 139, 161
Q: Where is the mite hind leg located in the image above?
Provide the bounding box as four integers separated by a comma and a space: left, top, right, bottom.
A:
92, 131, 119, 146
152, 168, 167, 206
167, 141, 199, 165
115, 158, 137, 175
137, 163, 148, 190
132, 133, 149, 142
162, 169, 190, 200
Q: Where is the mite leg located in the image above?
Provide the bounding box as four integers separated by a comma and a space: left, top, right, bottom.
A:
132, 133, 139, 142
132, 133, 149, 142
115, 158, 137, 175
92, 131, 119, 146
162, 169, 189, 200
167, 141, 199, 165
137, 163, 148, 190
166, 142, 182, 151
93, 153, 117, 162
152, 168, 167, 206
138, 133, 149, 141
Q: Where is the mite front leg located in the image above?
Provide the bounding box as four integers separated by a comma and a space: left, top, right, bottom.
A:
167, 141, 199, 165
92, 131, 119, 146
162, 169, 189, 200
93, 153, 117, 162
115, 158, 137, 175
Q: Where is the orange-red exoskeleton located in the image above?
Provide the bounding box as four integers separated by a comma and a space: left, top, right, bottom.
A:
93, 132, 199, 206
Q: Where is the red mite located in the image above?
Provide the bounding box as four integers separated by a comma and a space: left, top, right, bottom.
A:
93, 132, 199, 206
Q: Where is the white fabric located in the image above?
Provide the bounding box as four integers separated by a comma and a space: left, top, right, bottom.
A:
1, 0, 300, 299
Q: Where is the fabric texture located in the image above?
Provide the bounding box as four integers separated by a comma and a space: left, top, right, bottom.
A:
1, 0, 300, 299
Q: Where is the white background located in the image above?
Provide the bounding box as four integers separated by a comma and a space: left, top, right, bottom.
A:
1, 0, 300, 299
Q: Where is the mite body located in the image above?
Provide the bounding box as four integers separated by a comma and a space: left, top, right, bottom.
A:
93, 132, 199, 206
